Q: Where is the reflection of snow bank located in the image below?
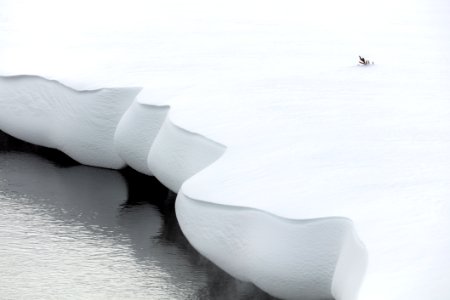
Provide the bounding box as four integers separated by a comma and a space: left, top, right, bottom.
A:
0, 75, 139, 168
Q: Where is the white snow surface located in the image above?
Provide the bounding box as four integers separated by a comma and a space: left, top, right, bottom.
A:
0, 75, 140, 168
1, 0, 450, 299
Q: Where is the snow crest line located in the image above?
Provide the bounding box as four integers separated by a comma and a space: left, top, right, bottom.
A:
0, 74, 368, 300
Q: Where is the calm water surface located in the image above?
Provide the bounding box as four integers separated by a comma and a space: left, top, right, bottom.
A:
0, 132, 275, 300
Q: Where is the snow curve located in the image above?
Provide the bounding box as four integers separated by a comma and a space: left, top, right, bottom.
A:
139, 70, 450, 300
141, 105, 367, 299
0, 75, 140, 169
114, 101, 169, 175
147, 117, 226, 192
0, 74, 370, 299
1, 0, 450, 298
176, 192, 367, 300
2, 67, 450, 300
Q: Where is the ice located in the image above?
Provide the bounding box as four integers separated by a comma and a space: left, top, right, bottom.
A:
1, 0, 450, 299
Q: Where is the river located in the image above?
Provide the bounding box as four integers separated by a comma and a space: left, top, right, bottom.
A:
0, 131, 274, 300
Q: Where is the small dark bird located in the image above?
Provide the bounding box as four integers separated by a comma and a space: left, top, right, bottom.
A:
359, 56, 373, 65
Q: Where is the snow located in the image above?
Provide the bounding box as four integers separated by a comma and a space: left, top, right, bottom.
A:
176, 193, 367, 300
171, 71, 450, 299
1, 0, 450, 299
114, 101, 169, 175
0, 75, 139, 168
148, 118, 225, 192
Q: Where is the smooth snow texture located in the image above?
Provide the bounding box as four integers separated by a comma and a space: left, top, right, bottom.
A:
167, 69, 450, 300
114, 101, 169, 175
0, 75, 139, 168
1, 0, 450, 299
176, 193, 367, 300
147, 118, 225, 192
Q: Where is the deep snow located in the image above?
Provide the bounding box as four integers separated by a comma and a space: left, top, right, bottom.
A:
1, 0, 450, 299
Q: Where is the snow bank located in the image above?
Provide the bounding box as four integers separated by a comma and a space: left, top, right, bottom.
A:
176, 192, 367, 300
0, 75, 139, 168
1, 0, 450, 298
154, 68, 450, 300
0, 74, 369, 298
147, 117, 225, 192
114, 101, 169, 175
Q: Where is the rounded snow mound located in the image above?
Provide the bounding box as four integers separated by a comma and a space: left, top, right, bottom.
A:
0, 75, 140, 169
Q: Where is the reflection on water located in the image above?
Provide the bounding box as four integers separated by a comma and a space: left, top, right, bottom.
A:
0, 132, 275, 300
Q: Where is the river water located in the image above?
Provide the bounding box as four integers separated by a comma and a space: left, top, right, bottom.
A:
0, 132, 274, 300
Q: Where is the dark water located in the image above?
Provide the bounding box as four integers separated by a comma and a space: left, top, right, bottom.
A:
0, 131, 275, 300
